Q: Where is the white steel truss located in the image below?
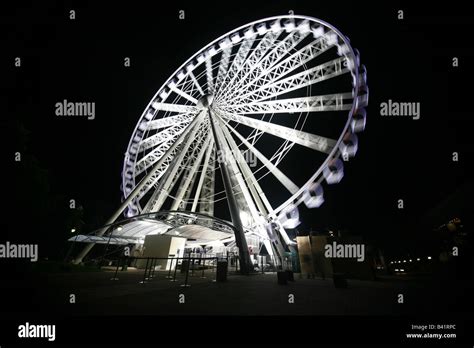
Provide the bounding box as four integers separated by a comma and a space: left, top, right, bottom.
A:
218, 29, 308, 102
215, 30, 279, 100
220, 33, 334, 103
227, 57, 349, 104
198, 146, 216, 216
223, 93, 353, 114
217, 109, 337, 154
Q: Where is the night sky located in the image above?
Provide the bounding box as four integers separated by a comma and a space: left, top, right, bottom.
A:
5, 1, 473, 259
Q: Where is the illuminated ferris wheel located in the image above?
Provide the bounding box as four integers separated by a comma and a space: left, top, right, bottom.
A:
75, 15, 368, 266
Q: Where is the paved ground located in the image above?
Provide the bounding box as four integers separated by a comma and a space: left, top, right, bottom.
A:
2, 267, 471, 317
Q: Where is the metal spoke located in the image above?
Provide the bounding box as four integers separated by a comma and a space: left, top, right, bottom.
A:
217, 32, 256, 95
205, 58, 214, 94
217, 113, 300, 195
216, 30, 279, 100
170, 135, 212, 211
151, 101, 201, 114
188, 70, 205, 96
138, 118, 192, 153
222, 33, 335, 102
217, 109, 336, 154
223, 93, 353, 114
219, 29, 309, 101
225, 56, 349, 105
169, 84, 199, 104
147, 113, 194, 131
190, 139, 215, 212
143, 119, 210, 212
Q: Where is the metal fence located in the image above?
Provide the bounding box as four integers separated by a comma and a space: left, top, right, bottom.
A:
101, 253, 295, 287
106, 255, 223, 287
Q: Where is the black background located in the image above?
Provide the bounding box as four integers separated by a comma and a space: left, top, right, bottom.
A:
2, 0, 473, 344
5, 0, 473, 257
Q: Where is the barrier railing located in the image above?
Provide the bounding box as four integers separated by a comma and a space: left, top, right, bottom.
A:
104, 253, 290, 286
107, 255, 221, 287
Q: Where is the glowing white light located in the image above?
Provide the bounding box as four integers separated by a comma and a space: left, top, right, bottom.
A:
284, 19, 295, 32
177, 70, 186, 81
339, 132, 358, 158
312, 25, 324, 38
117, 226, 123, 232
403, 260, 406, 263
230, 33, 241, 44
159, 91, 169, 100
337, 44, 350, 56
239, 212, 251, 228
256, 23, 267, 35
244, 27, 256, 39
427, 256, 432, 260
351, 108, 366, 133
279, 204, 300, 229
303, 182, 324, 208
144, 111, 154, 120
416, 258, 420, 261
207, 46, 217, 57
219, 39, 231, 50
323, 158, 344, 184
270, 20, 282, 33
71, 228, 76, 233
297, 20, 311, 33
197, 54, 205, 63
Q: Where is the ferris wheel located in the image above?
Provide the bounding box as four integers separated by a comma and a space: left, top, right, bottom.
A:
74, 15, 368, 265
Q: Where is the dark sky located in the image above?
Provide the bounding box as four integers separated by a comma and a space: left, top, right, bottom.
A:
4, 1, 473, 258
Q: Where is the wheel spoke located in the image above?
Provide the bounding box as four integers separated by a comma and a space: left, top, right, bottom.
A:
225, 56, 349, 105
217, 113, 299, 195
216, 30, 279, 100
205, 58, 214, 94
217, 109, 336, 154
223, 33, 335, 102
198, 145, 216, 216
217, 32, 256, 95
151, 101, 201, 114
219, 29, 309, 101
147, 113, 194, 130
135, 138, 175, 176
170, 135, 212, 211
188, 70, 205, 96
138, 118, 192, 153
169, 84, 199, 104
216, 116, 274, 215
143, 118, 210, 212
215, 43, 232, 91
223, 93, 353, 114
190, 139, 215, 212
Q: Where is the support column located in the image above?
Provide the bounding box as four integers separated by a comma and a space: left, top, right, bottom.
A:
208, 107, 252, 275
